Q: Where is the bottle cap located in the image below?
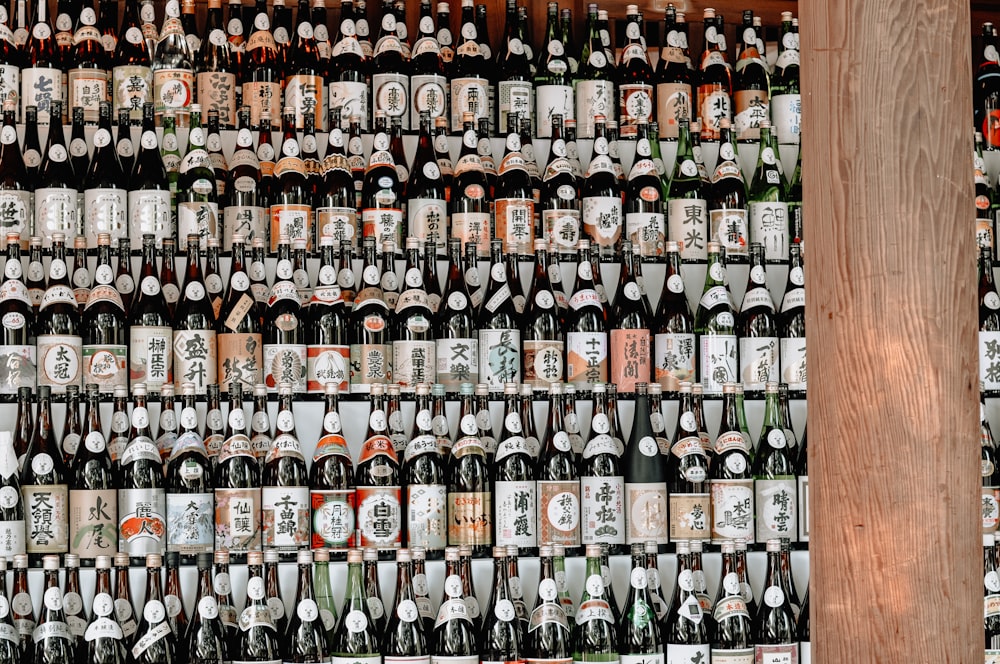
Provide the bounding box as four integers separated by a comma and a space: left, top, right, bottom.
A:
475, 383, 489, 396
347, 549, 363, 563
325, 382, 340, 396
134, 383, 147, 396
196, 552, 213, 569
644, 541, 657, 554
459, 545, 472, 557
432, 384, 446, 397
64, 553, 79, 567
493, 546, 508, 558
445, 547, 460, 560
363, 547, 378, 561
314, 548, 330, 562
43, 555, 60, 570
146, 553, 162, 566
506, 545, 518, 557
676, 540, 690, 554
247, 550, 263, 565
703, 7, 715, 18
214, 550, 230, 564
585, 544, 602, 557
459, 383, 474, 395
264, 550, 280, 563
411, 547, 426, 561
539, 544, 553, 557
278, 382, 293, 396
766, 539, 782, 552
13, 554, 26, 568
387, 384, 400, 396
690, 540, 703, 553
95, 555, 112, 569
254, 384, 267, 396
415, 383, 431, 396
115, 552, 130, 566
298, 550, 313, 565
396, 549, 411, 562
720, 541, 735, 553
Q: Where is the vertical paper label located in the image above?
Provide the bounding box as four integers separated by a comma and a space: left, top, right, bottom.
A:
668, 492, 710, 541
535, 85, 574, 137
311, 489, 356, 550
0, 345, 36, 394
196, 71, 237, 127
755, 478, 797, 542
269, 203, 312, 252
449, 77, 489, 132
262, 486, 310, 550
739, 336, 778, 391
566, 331, 608, 387
798, 475, 809, 543
495, 480, 537, 548
129, 326, 173, 392
243, 80, 282, 129
263, 343, 307, 392
34, 187, 78, 241
538, 480, 580, 547
770, 94, 801, 144
700, 334, 737, 395
24, 483, 69, 553
709, 208, 749, 259
82, 344, 128, 391
177, 201, 220, 248
329, 80, 369, 130
656, 82, 692, 139
37, 334, 83, 393
625, 481, 668, 544
166, 491, 214, 554
749, 201, 789, 262
523, 338, 564, 390
580, 475, 625, 545
733, 89, 769, 141
583, 196, 623, 249
350, 342, 392, 392
610, 329, 650, 393
780, 337, 807, 392
410, 74, 447, 130
625, 212, 665, 258
372, 72, 409, 125
117, 487, 166, 556
307, 345, 350, 393
541, 208, 581, 253
0, 517, 25, 558
173, 329, 217, 394
153, 68, 194, 117
666, 645, 710, 664
575, 80, 615, 138
224, 205, 267, 250
653, 332, 696, 392
436, 337, 479, 389
495, 198, 535, 254
710, 479, 754, 543
479, 329, 521, 390
711, 649, 754, 664
451, 211, 491, 257
361, 207, 403, 249
406, 483, 447, 550
356, 485, 402, 548
617, 83, 654, 137
448, 491, 492, 547
667, 198, 708, 261
217, 332, 263, 393
285, 74, 326, 130
407, 199, 447, 251
21, 67, 63, 124
497, 79, 534, 133
215, 486, 262, 552
128, 189, 173, 248
113, 65, 152, 122
69, 488, 117, 558
393, 339, 436, 389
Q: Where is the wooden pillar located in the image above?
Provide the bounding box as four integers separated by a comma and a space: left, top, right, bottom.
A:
800, 1, 981, 660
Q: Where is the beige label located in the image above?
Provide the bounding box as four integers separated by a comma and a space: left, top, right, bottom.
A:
24, 484, 69, 553
217, 332, 262, 392
173, 329, 217, 395
129, 326, 172, 392
447, 491, 492, 546
668, 492, 710, 541
656, 82, 691, 139
538, 480, 580, 546
244, 80, 282, 129
196, 71, 237, 127
214, 486, 261, 552
269, 203, 312, 251
523, 339, 564, 389
69, 488, 118, 558
625, 482, 667, 544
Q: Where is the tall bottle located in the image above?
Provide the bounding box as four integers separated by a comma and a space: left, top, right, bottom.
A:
81, 233, 127, 391
695, 242, 737, 395
284, 549, 327, 663
261, 236, 307, 391
770, 13, 800, 145
85, 554, 127, 664
392, 237, 436, 388
177, 107, 219, 247
665, 119, 707, 262
370, 0, 409, 128
0, 429, 23, 558
579, 384, 624, 550
355, 384, 403, 549
360, 111, 404, 249
185, 552, 230, 664
617, 543, 662, 664
523, 545, 572, 664
152, 0, 194, 123
780, 243, 806, 391
12, 553, 35, 651
752, 540, 798, 662
0, 232, 35, 393
21, 0, 62, 124
574, 7, 614, 140
732, 10, 769, 142
112, 1, 151, 123
571, 543, 617, 664
306, 238, 350, 392
270, 107, 312, 250
127, 104, 171, 248
238, 550, 282, 661
581, 117, 622, 254
215, 234, 262, 392
666, 382, 710, 542
563, 240, 606, 387
450, 111, 491, 257
748, 122, 789, 262
662, 542, 709, 663
477, 239, 520, 390
622, 383, 667, 545
310, 384, 355, 551
696, 9, 732, 141
449, 0, 489, 131
212, 549, 239, 651
710, 383, 754, 544
708, 119, 749, 260
117, 384, 166, 557
433, 238, 476, 388
349, 237, 392, 392
609, 243, 652, 393
652, 242, 695, 391
22, 385, 69, 553
494, 382, 536, 554
753, 382, 797, 542
433, 545, 480, 662
213, 382, 261, 552
443, 382, 490, 551
533, 2, 572, 138
738, 243, 778, 392
261, 383, 310, 551
129, 554, 176, 663
522, 239, 564, 390
655, 5, 691, 140
0, 103, 30, 246
616, 5, 654, 138
316, 125, 359, 248
172, 235, 216, 394
536, 383, 580, 549
331, 549, 381, 664
69, 384, 117, 559
35, 101, 79, 245
328, 0, 370, 130
165, 382, 213, 555
34, 555, 76, 664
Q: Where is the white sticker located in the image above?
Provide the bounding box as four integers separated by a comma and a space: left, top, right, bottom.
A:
630, 567, 647, 589
763, 585, 785, 608
538, 578, 558, 601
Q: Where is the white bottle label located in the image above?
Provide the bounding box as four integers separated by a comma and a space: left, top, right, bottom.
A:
780, 337, 807, 392
495, 480, 536, 547
535, 85, 574, 137
700, 334, 737, 395
739, 336, 778, 391
755, 479, 797, 542
666, 645, 710, 664
770, 94, 801, 144
580, 475, 625, 545
667, 198, 708, 262
749, 201, 789, 262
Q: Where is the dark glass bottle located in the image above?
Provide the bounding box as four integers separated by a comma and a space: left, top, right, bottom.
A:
361, 112, 404, 251
172, 235, 216, 394
355, 384, 402, 549
525, 545, 573, 662
666, 382, 710, 542
117, 383, 166, 559
446, 383, 491, 552
216, 233, 262, 393
165, 381, 213, 555
403, 383, 447, 552
284, 549, 328, 662
493, 382, 536, 554
450, 111, 491, 257
261, 384, 310, 551
238, 550, 282, 661
708, 119, 749, 261
779, 243, 807, 392
433, 546, 479, 659
128, 553, 176, 663
34, 555, 77, 664
22, 385, 70, 553
536, 383, 580, 551
752, 382, 797, 543
653, 241, 695, 391
579, 384, 624, 553
522, 239, 564, 390
695, 242, 737, 395
581, 117, 622, 255
81, 233, 128, 391
128, 105, 172, 249
68, 383, 117, 560
770, 12, 800, 145
622, 383, 667, 546
185, 551, 230, 664
609, 242, 652, 393
331, 549, 380, 664
710, 382, 754, 544
436, 238, 478, 389
477, 239, 521, 390
392, 237, 436, 389
617, 5, 654, 138
85, 554, 127, 664
213, 382, 261, 553
310, 383, 355, 552
349, 237, 392, 392
617, 543, 662, 664
752, 540, 799, 662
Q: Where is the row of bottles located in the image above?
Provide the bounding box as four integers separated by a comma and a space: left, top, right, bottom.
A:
0, 0, 801, 145
0, 93, 803, 264
0, 371, 807, 559
2, 540, 808, 664
0, 222, 806, 396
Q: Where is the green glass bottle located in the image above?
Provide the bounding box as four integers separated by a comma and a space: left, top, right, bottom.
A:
752, 382, 797, 543
694, 242, 737, 395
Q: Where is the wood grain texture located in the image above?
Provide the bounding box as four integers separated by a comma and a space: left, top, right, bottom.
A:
801, 0, 981, 661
